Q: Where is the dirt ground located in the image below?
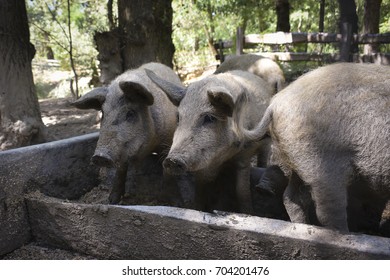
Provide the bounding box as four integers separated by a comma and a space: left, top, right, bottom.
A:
40, 97, 101, 142
38, 65, 217, 142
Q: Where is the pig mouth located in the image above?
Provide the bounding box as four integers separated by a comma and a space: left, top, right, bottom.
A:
91, 152, 115, 168
91, 149, 128, 169
163, 156, 189, 175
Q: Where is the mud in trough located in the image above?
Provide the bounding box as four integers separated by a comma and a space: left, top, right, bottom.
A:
1, 133, 390, 259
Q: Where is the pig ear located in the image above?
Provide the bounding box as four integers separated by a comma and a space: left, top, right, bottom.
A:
119, 81, 154, 106
72, 87, 108, 110
145, 69, 185, 106
207, 87, 234, 117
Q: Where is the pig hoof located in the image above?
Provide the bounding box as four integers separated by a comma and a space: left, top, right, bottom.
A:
255, 181, 276, 195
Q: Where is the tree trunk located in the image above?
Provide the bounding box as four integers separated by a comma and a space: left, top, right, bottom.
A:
276, 0, 291, 32
204, 0, 218, 56
118, 0, 175, 70
107, 0, 115, 31
338, 0, 359, 61
0, 0, 46, 150
94, 29, 123, 86
319, 0, 325, 32
363, 0, 382, 54
95, 0, 175, 85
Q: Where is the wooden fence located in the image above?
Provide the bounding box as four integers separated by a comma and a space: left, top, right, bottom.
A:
214, 27, 390, 65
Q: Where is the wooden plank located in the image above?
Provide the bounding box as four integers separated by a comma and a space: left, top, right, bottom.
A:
356, 33, 390, 44
245, 32, 308, 44
305, 33, 340, 43
251, 52, 390, 65
242, 32, 390, 46
253, 52, 338, 62
215, 33, 390, 52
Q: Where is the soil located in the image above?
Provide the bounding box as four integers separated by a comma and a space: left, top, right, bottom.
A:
40, 97, 101, 142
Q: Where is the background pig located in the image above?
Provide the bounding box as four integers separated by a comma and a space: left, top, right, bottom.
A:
73, 62, 182, 203
235, 63, 390, 232
147, 69, 273, 213
215, 54, 286, 93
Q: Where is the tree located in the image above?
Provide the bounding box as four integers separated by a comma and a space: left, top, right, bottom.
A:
276, 0, 291, 32
95, 0, 175, 85
27, 0, 107, 94
338, 0, 359, 61
319, 0, 325, 32
363, 0, 382, 54
0, 0, 46, 150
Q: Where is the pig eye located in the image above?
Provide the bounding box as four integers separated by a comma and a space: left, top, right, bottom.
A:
202, 114, 217, 125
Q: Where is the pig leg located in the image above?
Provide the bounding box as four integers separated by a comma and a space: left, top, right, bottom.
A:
301, 156, 352, 232
108, 162, 128, 204
310, 180, 349, 232
176, 173, 198, 209
236, 161, 254, 214
124, 168, 137, 198
256, 137, 271, 168
283, 172, 312, 224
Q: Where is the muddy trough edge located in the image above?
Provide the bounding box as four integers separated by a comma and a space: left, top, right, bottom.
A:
26, 195, 390, 260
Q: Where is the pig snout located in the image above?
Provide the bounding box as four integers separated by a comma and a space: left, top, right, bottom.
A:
91, 151, 115, 168
163, 156, 187, 175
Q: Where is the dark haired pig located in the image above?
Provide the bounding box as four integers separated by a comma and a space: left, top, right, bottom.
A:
146, 69, 273, 213
235, 63, 390, 232
215, 54, 286, 93
73, 62, 182, 203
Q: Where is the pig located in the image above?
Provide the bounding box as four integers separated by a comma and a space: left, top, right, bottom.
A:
146, 69, 274, 213
72, 62, 182, 203
234, 62, 390, 232
215, 54, 285, 168
215, 54, 286, 93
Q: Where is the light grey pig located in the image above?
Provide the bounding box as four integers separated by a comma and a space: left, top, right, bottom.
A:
234, 63, 390, 232
146, 69, 273, 213
73, 62, 182, 203
215, 54, 286, 93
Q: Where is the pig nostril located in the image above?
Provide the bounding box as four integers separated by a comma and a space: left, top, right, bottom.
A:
91, 154, 114, 167
163, 157, 186, 172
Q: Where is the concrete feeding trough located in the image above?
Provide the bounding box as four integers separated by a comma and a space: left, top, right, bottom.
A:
1, 133, 390, 259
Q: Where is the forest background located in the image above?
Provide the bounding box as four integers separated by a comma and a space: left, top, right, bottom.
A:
28, 0, 390, 99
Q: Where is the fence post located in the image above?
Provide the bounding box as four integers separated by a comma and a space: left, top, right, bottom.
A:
236, 27, 244, 55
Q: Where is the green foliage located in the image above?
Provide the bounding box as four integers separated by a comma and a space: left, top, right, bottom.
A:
26, 0, 390, 76
173, 0, 390, 70
27, 0, 113, 73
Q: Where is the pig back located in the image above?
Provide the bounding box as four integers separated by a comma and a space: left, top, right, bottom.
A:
226, 70, 274, 131
215, 54, 285, 93
134, 62, 182, 150
270, 63, 390, 188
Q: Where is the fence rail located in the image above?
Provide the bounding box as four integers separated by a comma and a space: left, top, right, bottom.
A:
214, 28, 390, 64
